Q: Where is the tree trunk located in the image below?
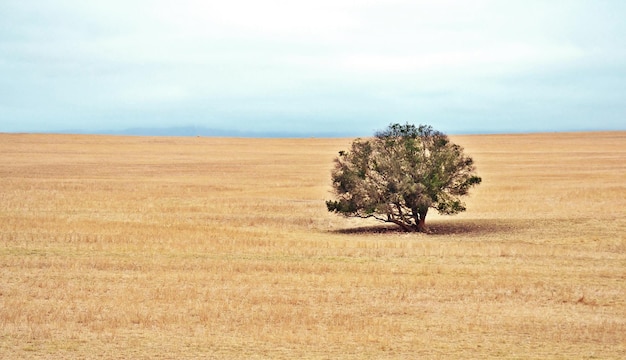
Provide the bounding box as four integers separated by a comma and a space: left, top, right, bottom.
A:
416, 208, 428, 232
389, 218, 411, 232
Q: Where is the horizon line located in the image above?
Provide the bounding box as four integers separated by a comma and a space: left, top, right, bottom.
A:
2, 125, 624, 139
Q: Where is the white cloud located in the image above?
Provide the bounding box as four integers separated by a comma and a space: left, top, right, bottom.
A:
151, 0, 361, 39
334, 44, 584, 74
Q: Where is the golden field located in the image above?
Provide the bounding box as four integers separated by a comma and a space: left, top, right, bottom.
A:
0, 131, 624, 359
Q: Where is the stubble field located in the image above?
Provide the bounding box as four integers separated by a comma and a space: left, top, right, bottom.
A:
0, 131, 625, 359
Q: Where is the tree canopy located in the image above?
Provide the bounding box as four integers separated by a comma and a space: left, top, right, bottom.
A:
326, 123, 482, 232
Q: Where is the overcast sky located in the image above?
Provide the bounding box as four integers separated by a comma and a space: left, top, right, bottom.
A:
1, 0, 625, 136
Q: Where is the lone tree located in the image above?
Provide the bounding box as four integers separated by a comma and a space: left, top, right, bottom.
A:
326, 123, 481, 232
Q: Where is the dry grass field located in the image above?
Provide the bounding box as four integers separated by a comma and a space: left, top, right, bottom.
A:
1, 131, 625, 359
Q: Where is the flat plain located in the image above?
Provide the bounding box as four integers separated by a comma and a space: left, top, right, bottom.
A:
1, 131, 625, 359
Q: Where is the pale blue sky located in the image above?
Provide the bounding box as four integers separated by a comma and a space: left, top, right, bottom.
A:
1, 0, 625, 136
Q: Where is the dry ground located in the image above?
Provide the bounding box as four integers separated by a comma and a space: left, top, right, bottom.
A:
0, 131, 624, 359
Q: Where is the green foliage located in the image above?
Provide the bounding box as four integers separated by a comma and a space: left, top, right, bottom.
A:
326, 123, 482, 232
